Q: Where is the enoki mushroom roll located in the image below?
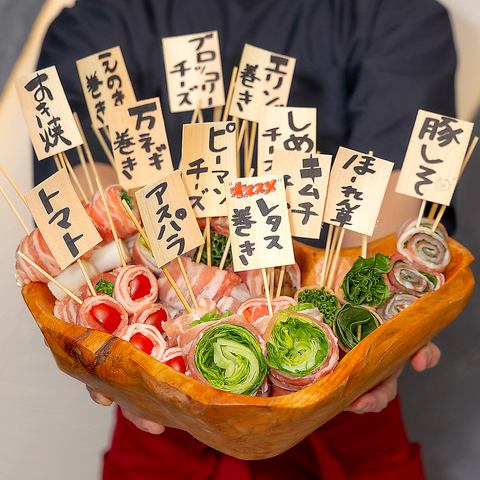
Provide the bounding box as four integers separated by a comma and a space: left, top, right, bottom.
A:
113, 265, 159, 315
294, 286, 340, 325
340, 253, 392, 307
397, 217, 451, 272
77, 294, 129, 335
378, 293, 418, 321
120, 323, 167, 358
388, 253, 444, 297
264, 310, 338, 394
181, 314, 268, 396
333, 304, 383, 352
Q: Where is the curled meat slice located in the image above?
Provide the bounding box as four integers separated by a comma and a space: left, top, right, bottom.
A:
120, 323, 167, 358
77, 294, 128, 335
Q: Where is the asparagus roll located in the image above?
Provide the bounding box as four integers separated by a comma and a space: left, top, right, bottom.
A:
294, 286, 340, 325
378, 293, 418, 321
397, 217, 450, 272
182, 315, 268, 396
388, 254, 444, 297
265, 310, 338, 393
341, 254, 392, 307
333, 304, 383, 352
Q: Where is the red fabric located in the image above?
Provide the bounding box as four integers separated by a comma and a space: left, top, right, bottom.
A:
102, 397, 424, 480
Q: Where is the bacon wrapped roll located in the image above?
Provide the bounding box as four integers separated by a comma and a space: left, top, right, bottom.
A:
16, 229, 61, 285
237, 264, 301, 298
114, 265, 159, 315
333, 304, 383, 352
181, 315, 268, 396
132, 235, 162, 276
378, 293, 418, 321
388, 254, 444, 297
158, 256, 249, 312
86, 185, 140, 242
294, 286, 340, 325
397, 217, 450, 272
77, 294, 128, 335
131, 303, 169, 337
120, 323, 167, 358
340, 253, 392, 307
159, 347, 187, 373
264, 310, 338, 394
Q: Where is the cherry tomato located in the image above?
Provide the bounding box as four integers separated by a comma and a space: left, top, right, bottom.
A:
144, 309, 167, 334
243, 304, 269, 323
165, 355, 186, 373
129, 274, 152, 300
129, 333, 154, 355
90, 303, 122, 334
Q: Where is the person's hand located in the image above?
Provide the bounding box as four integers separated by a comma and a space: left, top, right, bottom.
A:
345, 342, 441, 414
86, 386, 165, 434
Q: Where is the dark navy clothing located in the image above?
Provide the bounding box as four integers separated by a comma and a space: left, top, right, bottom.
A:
37, 0, 456, 185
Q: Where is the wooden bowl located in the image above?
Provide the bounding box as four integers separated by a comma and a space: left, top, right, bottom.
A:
22, 234, 475, 460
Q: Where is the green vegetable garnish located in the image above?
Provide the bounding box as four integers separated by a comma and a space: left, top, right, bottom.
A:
199, 229, 232, 268
341, 253, 392, 307
120, 189, 134, 211
287, 303, 315, 312
95, 279, 114, 297
266, 310, 330, 377
334, 304, 381, 350
296, 288, 340, 325
194, 324, 267, 395
190, 310, 232, 327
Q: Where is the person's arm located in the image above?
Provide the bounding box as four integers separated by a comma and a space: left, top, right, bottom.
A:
339, 0, 456, 246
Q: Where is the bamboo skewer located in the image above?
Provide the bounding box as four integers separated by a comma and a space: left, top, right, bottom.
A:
326, 227, 345, 290
205, 217, 212, 267
269, 268, 275, 299
361, 235, 368, 258
177, 256, 198, 309
213, 106, 222, 122
53, 154, 62, 171
236, 120, 247, 153
319, 224, 334, 288
416, 200, 427, 228
75, 137, 94, 195
195, 227, 208, 263
427, 203, 438, 221
78, 258, 96, 296
218, 239, 231, 271
17, 251, 83, 304
275, 265, 286, 299
262, 268, 273, 316
93, 125, 115, 168
61, 152, 88, 203
222, 67, 238, 122
120, 199, 193, 312
428, 135, 478, 231
191, 101, 202, 124
245, 121, 257, 175
0, 182, 30, 234
0, 164, 27, 207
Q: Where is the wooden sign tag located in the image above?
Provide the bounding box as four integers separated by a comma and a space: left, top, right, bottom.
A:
396, 109, 474, 205
76, 46, 136, 129
162, 31, 225, 113
229, 44, 296, 122
15, 66, 82, 160
25, 169, 102, 270
135, 170, 204, 267
271, 150, 331, 239
323, 147, 393, 236
226, 175, 295, 272
181, 121, 237, 217
109, 97, 174, 189
258, 106, 316, 175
